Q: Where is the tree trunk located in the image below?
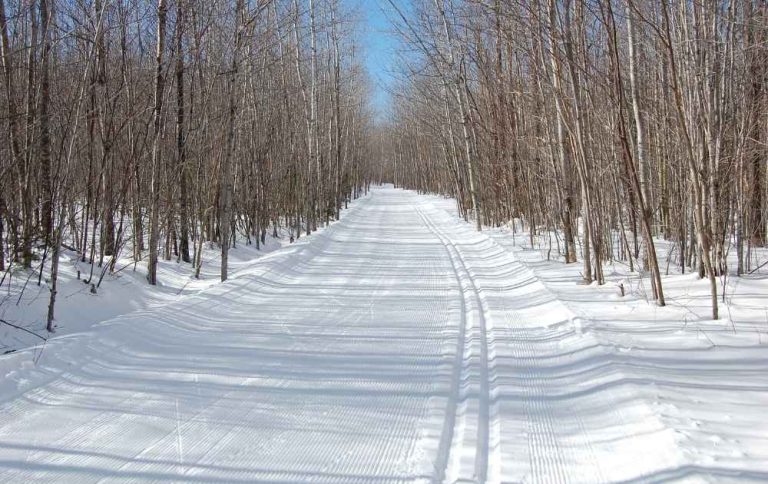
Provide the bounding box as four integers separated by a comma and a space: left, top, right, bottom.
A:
147, 0, 168, 285
220, 0, 245, 282
39, 0, 53, 245
176, 0, 191, 263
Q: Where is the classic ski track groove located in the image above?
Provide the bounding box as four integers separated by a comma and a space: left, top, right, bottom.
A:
415, 202, 501, 483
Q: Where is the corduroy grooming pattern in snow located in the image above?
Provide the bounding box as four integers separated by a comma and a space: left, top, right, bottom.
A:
0, 187, 743, 483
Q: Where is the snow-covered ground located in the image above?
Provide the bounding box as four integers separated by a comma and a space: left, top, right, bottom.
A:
0, 187, 767, 482
427, 193, 768, 481
1, 221, 292, 354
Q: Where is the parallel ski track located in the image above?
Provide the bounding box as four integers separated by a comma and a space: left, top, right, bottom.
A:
415, 203, 501, 483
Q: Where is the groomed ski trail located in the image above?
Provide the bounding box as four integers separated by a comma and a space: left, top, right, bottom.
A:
0, 187, 691, 483
415, 205, 501, 483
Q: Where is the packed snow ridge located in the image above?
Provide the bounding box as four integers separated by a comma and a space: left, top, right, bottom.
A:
1, 187, 767, 482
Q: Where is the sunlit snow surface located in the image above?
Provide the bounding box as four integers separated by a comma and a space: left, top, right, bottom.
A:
1, 187, 767, 482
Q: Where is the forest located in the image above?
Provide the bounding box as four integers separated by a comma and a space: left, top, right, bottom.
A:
1, 0, 767, 326
1, 0, 376, 330
1, 1, 767, 481
384, 0, 767, 321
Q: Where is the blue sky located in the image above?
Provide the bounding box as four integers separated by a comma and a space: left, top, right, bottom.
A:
356, 0, 408, 120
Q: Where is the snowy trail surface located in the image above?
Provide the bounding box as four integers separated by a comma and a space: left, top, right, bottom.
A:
1, 187, 766, 483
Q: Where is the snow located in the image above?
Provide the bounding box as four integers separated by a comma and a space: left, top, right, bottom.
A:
1, 224, 291, 354
1, 187, 767, 482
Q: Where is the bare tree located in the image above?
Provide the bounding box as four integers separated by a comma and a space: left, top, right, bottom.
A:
147, 0, 169, 285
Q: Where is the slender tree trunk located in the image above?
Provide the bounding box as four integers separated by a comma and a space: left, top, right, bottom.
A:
147, 0, 168, 285
21, 3, 38, 269
39, 0, 53, 245
435, 0, 481, 230
620, 0, 665, 305
547, 0, 577, 263
176, 0, 190, 263
220, 0, 245, 282
660, 0, 717, 319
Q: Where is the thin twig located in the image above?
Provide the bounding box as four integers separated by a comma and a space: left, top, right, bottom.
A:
0, 318, 48, 341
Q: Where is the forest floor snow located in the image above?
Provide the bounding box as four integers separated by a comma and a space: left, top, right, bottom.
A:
0, 186, 767, 482
1, 220, 293, 354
